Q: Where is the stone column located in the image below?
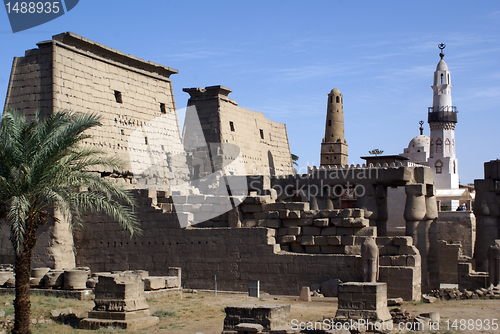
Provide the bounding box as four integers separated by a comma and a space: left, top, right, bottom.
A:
376, 185, 388, 237
473, 179, 500, 272
309, 195, 319, 210
488, 240, 500, 288
357, 183, 378, 228
404, 184, 429, 292
325, 197, 334, 210
425, 184, 440, 290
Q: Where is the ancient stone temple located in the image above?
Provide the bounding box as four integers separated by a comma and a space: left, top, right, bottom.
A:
320, 88, 348, 166
183, 85, 293, 176
3, 31, 179, 173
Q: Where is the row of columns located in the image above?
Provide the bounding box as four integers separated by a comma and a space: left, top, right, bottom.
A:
404, 183, 439, 293
473, 178, 500, 272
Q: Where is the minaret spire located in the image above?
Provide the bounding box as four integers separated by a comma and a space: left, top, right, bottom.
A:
427, 44, 460, 204
320, 88, 348, 166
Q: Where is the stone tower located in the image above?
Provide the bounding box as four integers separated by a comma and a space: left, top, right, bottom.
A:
320, 88, 348, 166
427, 44, 459, 202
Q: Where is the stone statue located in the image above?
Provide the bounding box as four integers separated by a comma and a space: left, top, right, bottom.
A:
487, 240, 500, 288
361, 237, 379, 282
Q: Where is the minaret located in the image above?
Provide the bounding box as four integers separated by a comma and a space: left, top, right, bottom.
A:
427, 44, 459, 196
320, 88, 348, 166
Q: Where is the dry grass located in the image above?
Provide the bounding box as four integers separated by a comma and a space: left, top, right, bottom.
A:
0, 290, 230, 333
0, 290, 497, 333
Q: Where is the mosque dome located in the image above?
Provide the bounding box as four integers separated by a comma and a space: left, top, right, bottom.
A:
436, 59, 448, 71
407, 135, 430, 153
330, 88, 340, 94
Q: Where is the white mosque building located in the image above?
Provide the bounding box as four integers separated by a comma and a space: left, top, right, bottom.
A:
386, 44, 471, 234
400, 44, 462, 211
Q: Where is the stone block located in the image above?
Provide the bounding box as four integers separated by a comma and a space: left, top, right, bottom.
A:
379, 256, 391, 266
305, 245, 321, 253
336, 227, 354, 236
299, 286, 311, 301
381, 246, 399, 255
242, 219, 258, 227
393, 237, 413, 246
44, 270, 64, 288
277, 228, 289, 236
80, 272, 159, 330
279, 235, 296, 244
406, 255, 421, 267
313, 218, 329, 227
301, 210, 318, 218
262, 203, 286, 211
314, 236, 329, 246
253, 211, 269, 219
354, 226, 377, 237
321, 245, 344, 254
267, 211, 280, 219
399, 245, 418, 255
336, 282, 391, 321
341, 217, 369, 227
222, 304, 291, 332
341, 236, 355, 245
297, 218, 313, 226
64, 270, 88, 290
235, 323, 264, 333
318, 227, 335, 236
287, 226, 301, 236
31, 267, 50, 279
328, 236, 342, 245
376, 237, 394, 246
290, 243, 304, 253
30, 277, 44, 288
284, 202, 309, 211
337, 209, 353, 218
265, 219, 281, 228
351, 209, 364, 218
301, 236, 315, 246
330, 218, 342, 226
320, 210, 339, 218
390, 256, 407, 266
165, 276, 179, 288
78, 316, 159, 330
344, 245, 361, 255
302, 226, 321, 236
279, 210, 290, 219
282, 219, 300, 228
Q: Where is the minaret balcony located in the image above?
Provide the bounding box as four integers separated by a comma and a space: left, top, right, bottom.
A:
428, 106, 458, 123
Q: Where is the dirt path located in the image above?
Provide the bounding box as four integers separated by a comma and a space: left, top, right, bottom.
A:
143, 291, 500, 334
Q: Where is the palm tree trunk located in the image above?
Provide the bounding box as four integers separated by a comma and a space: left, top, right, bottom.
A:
13, 247, 33, 334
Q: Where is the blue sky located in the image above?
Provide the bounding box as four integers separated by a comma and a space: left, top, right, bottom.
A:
1, 1, 499, 184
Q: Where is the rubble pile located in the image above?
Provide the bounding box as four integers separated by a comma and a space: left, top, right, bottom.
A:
424, 286, 500, 301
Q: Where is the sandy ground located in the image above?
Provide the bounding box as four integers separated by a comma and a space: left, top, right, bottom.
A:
144, 291, 500, 334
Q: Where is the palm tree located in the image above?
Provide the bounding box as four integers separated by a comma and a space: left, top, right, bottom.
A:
0, 109, 140, 334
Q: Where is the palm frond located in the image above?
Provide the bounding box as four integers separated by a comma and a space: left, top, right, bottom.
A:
0, 109, 141, 255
